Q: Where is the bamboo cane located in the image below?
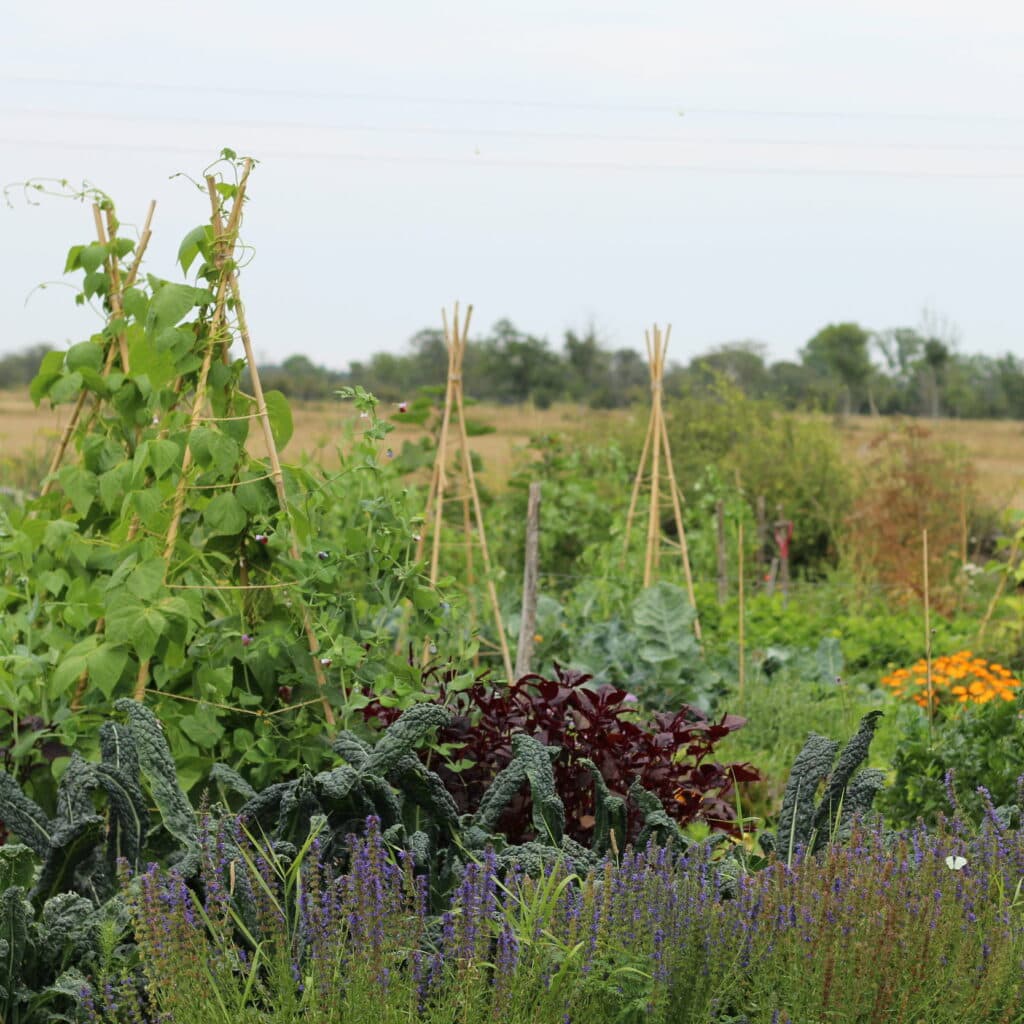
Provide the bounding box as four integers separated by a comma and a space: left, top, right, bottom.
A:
658, 390, 701, 638
453, 351, 514, 681
923, 528, 934, 745
40, 201, 156, 496
134, 165, 252, 698
738, 519, 745, 701
623, 412, 654, 561
203, 168, 335, 725
644, 327, 663, 587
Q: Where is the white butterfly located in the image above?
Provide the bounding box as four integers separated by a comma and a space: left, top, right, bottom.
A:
945, 855, 967, 871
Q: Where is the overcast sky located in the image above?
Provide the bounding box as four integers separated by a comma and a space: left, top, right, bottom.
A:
2, 0, 1023, 372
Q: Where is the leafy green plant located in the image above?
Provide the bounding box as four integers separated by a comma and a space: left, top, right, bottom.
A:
771, 710, 886, 859
0, 700, 194, 1024
563, 583, 721, 710
880, 691, 1024, 828
0, 157, 460, 805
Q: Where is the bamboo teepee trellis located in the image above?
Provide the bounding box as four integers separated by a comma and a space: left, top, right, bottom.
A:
41, 161, 334, 724
411, 302, 514, 681
622, 324, 701, 640
140, 160, 333, 720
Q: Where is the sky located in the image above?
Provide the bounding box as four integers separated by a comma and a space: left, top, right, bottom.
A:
2, 0, 1023, 373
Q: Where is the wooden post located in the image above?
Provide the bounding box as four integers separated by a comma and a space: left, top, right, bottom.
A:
716, 500, 728, 605
923, 528, 934, 745
756, 495, 768, 582
515, 483, 542, 680
738, 518, 746, 701
774, 507, 792, 606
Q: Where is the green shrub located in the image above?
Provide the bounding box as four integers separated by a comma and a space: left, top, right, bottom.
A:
879, 691, 1024, 828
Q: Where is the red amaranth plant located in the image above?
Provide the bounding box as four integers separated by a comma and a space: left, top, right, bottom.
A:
361, 663, 759, 845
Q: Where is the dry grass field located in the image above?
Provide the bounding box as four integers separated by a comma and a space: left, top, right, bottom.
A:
0, 391, 637, 493
838, 414, 1024, 513
1, 391, 1021, 510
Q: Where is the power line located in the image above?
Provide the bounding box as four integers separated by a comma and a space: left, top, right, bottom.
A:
2, 135, 1022, 180
3, 74, 1024, 124
2, 105, 1024, 154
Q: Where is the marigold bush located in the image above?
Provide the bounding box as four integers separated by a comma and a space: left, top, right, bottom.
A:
881, 649, 1021, 709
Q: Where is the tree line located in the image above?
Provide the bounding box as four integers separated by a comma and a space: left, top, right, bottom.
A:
3, 319, 1023, 417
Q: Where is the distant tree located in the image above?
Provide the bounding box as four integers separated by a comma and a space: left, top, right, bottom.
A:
688, 341, 770, 399
0, 343, 54, 390
921, 339, 949, 418
597, 347, 649, 407
801, 322, 873, 416
766, 360, 819, 409
563, 327, 611, 403
470, 320, 564, 406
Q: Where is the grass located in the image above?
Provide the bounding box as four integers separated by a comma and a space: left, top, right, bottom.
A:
4, 392, 1019, 508
0, 391, 633, 495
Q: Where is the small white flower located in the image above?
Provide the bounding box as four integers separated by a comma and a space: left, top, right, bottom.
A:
945, 855, 967, 871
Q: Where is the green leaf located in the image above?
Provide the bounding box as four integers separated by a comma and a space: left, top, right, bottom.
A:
0, 774, 52, 856
0, 887, 28, 993
88, 643, 129, 698
126, 558, 167, 601
50, 636, 99, 698
63, 244, 84, 273
147, 438, 182, 479
263, 390, 293, 448
29, 349, 66, 404
412, 586, 440, 611
188, 426, 239, 475
632, 582, 698, 663
78, 243, 108, 274
32, 817, 105, 905
0, 845, 35, 891
145, 282, 206, 336
122, 286, 149, 321
82, 270, 107, 299
105, 593, 166, 662
65, 340, 104, 372
203, 492, 247, 537
130, 488, 162, 523
127, 326, 177, 388
179, 706, 225, 750
98, 462, 131, 513
114, 700, 197, 846
56, 465, 97, 517
49, 370, 85, 405
177, 225, 210, 274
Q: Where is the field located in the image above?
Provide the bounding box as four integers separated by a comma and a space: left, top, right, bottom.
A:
3, 390, 1022, 509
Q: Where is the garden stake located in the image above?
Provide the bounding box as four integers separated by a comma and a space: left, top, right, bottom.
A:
622, 323, 701, 640
409, 303, 514, 681
211, 174, 333, 723
923, 527, 934, 745
46, 198, 157, 711
515, 482, 542, 679
39, 199, 156, 497
738, 517, 745, 701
